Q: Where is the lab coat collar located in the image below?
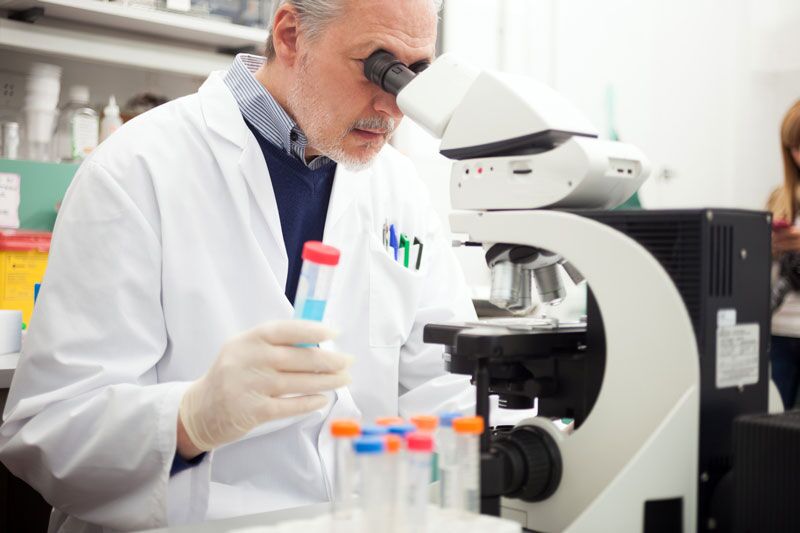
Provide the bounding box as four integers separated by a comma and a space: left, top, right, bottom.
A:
198, 71, 290, 301
198, 71, 249, 150
198, 70, 372, 248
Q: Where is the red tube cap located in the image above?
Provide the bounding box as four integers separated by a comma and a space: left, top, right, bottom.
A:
406, 432, 433, 453
302, 241, 340, 266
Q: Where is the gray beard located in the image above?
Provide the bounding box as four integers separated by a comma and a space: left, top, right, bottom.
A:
287, 62, 396, 171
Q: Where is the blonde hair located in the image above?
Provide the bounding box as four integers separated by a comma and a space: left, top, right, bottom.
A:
770, 101, 800, 221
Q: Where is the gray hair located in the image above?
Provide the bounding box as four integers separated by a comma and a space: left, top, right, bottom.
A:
264, 0, 442, 61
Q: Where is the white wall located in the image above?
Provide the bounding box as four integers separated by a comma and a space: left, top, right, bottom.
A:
402, 0, 800, 216
547, 0, 800, 210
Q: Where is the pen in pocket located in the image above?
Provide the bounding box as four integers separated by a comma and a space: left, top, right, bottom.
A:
389, 224, 399, 261
412, 237, 423, 270
399, 234, 410, 268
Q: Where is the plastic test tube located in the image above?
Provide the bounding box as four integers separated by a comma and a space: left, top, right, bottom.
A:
360, 424, 389, 438
438, 412, 461, 510
387, 422, 417, 440
384, 434, 404, 532
330, 419, 361, 523
405, 433, 434, 531
353, 437, 388, 533
385, 424, 415, 529
410, 415, 439, 483
293, 241, 340, 321
452, 416, 485, 515
375, 416, 405, 427
410, 415, 439, 434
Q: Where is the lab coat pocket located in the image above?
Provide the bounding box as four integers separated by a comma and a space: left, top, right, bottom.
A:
369, 240, 425, 348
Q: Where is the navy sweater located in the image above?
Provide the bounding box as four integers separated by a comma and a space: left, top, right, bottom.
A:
246, 121, 337, 304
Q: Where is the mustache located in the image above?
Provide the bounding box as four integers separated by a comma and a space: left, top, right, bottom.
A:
351, 116, 396, 135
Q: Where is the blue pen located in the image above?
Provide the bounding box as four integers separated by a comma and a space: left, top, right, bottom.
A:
389, 224, 399, 261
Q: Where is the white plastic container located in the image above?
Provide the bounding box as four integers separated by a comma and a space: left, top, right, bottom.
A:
452, 416, 484, 515
293, 241, 340, 321
24, 109, 58, 162
100, 95, 123, 142
23, 63, 61, 161
28, 63, 62, 80
25, 63, 61, 110
1, 122, 20, 160
0, 310, 22, 354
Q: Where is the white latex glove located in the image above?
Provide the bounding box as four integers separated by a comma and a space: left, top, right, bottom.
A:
179, 320, 352, 452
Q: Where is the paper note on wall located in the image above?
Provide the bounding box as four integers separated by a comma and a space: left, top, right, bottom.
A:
0, 173, 20, 229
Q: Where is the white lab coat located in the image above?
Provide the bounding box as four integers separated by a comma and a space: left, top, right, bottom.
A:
0, 71, 477, 532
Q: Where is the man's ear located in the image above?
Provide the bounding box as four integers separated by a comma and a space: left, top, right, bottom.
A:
272, 5, 300, 66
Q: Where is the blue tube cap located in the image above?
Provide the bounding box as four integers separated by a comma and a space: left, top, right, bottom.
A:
353, 437, 385, 454
387, 423, 417, 437
361, 424, 389, 437
439, 412, 462, 428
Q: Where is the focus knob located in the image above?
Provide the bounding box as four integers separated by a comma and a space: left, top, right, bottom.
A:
506, 425, 562, 502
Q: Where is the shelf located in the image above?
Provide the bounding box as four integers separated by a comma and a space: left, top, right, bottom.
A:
0, 0, 267, 48
0, 18, 232, 77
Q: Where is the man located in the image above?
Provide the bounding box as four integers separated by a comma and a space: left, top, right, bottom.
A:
0, 0, 476, 531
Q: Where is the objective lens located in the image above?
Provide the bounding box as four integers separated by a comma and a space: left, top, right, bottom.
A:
489, 261, 535, 315
533, 263, 566, 305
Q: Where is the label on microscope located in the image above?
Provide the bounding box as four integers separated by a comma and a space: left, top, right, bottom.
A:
716, 323, 759, 389
717, 308, 737, 327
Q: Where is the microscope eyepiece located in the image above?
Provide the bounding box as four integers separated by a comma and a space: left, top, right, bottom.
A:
364, 50, 417, 96
409, 59, 431, 74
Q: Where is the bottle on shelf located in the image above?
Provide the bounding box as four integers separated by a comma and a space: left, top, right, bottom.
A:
100, 95, 123, 143
53, 86, 99, 163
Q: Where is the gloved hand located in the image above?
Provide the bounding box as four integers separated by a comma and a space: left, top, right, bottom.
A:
178, 320, 352, 453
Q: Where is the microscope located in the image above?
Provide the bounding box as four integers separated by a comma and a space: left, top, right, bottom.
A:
365, 53, 772, 532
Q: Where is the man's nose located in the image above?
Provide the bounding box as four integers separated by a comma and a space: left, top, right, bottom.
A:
373, 90, 403, 122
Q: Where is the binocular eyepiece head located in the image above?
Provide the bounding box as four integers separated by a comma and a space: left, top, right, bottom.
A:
363, 50, 429, 96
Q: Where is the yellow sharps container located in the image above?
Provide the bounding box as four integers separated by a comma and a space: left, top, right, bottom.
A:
0, 230, 51, 327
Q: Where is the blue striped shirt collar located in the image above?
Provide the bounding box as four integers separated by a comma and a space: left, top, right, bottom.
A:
224, 53, 332, 170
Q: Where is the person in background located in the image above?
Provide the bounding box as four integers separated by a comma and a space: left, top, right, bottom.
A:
120, 92, 169, 123
767, 99, 800, 410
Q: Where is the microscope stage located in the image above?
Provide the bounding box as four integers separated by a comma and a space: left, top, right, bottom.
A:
423, 320, 587, 361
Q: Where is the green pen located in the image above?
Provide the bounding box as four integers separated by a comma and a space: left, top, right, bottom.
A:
399, 233, 410, 268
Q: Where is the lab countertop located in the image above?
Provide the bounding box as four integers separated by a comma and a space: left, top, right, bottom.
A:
0, 352, 19, 389
140, 503, 331, 533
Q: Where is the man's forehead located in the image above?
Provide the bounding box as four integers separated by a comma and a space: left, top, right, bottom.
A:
342, 0, 437, 61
